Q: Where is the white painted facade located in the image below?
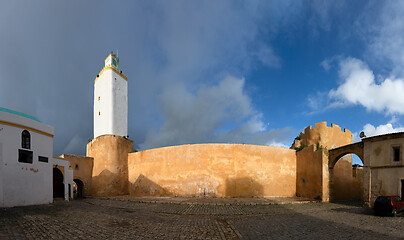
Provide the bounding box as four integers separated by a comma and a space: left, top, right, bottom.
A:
94, 53, 128, 138
52, 157, 74, 201
0, 109, 54, 207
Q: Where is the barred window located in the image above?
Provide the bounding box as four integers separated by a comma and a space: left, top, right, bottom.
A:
18, 149, 33, 164
21, 130, 30, 149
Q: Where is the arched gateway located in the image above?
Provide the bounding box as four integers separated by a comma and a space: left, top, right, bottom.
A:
73, 179, 84, 199
328, 142, 364, 168
53, 168, 64, 198
327, 142, 364, 201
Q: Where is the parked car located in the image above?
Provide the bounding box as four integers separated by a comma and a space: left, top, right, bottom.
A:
374, 196, 404, 217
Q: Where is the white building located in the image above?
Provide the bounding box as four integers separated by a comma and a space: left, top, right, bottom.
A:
0, 107, 73, 207
52, 157, 73, 201
93, 52, 128, 138
0, 107, 54, 207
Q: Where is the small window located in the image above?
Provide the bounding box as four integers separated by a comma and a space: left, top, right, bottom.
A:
98, 111, 100, 116
75, 164, 79, 169
98, 96, 100, 101
18, 149, 33, 163
38, 156, 48, 162
21, 130, 30, 149
394, 147, 400, 162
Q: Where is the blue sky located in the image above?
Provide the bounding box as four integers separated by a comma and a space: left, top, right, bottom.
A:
1, 1, 404, 165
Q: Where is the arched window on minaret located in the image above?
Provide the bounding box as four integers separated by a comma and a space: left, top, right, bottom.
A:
21, 130, 31, 149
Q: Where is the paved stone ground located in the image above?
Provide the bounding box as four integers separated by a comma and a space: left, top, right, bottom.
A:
108, 195, 317, 205
1, 197, 404, 239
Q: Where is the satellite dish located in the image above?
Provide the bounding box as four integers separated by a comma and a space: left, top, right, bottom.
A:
360, 131, 366, 138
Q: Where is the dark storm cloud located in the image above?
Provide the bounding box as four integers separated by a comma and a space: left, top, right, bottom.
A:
141, 76, 292, 149
0, 1, 102, 155
0, 1, 299, 155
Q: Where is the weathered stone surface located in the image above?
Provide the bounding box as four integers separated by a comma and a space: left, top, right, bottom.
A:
59, 154, 94, 197
300, 122, 352, 149
328, 142, 364, 168
360, 133, 404, 206
296, 145, 325, 200
128, 144, 297, 198
87, 135, 133, 196
296, 121, 354, 201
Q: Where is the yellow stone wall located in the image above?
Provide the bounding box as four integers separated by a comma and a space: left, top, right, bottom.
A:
76, 121, 362, 201
297, 121, 354, 200
300, 121, 352, 149
296, 145, 324, 199
59, 154, 94, 197
352, 166, 364, 200
87, 135, 133, 197
332, 157, 353, 200
128, 144, 296, 197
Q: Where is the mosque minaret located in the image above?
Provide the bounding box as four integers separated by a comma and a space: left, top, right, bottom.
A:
93, 52, 128, 138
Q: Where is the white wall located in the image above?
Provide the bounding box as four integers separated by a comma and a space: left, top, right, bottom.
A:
0, 142, 3, 206
112, 70, 128, 137
66, 168, 74, 199
52, 157, 74, 201
0, 111, 54, 207
94, 68, 127, 138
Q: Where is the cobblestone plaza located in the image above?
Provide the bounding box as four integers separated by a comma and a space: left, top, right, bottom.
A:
1, 197, 404, 239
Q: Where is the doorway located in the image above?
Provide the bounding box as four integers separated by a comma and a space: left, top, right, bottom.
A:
73, 179, 84, 199
401, 180, 404, 199
53, 168, 64, 198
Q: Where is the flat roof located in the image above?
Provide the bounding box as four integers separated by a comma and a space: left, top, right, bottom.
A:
0, 107, 40, 122
362, 131, 404, 143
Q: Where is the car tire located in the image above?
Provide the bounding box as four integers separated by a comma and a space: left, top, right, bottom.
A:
392, 208, 397, 217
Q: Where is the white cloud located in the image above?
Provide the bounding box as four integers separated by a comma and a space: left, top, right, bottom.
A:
352, 132, 361, 143
329, 57, 404, 115
267, 142, 289, 148
353, 122, 404, 143
306, 91, 328, 113
140, 75, 291, 150
320, 59, 331, 71
363, 123, 404, 138
389, 115, 399, 124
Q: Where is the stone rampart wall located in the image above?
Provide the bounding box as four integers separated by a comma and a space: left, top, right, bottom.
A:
300, 121, 352, 149
128, 144, 296, 197
295, 121, 354, 200
296, 145, 324, 199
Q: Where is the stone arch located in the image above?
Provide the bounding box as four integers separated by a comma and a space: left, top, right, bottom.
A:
328, 142, 364, 169
73, 179, 84, 199
53, 168, 64, 198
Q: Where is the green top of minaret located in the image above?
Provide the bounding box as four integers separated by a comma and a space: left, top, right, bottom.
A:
105, 51, 119, 69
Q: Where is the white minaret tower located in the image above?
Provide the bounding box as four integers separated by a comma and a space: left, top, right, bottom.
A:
93, 52, 128, 138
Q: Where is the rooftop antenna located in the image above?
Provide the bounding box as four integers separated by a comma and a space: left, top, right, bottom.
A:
116, 49, 118, 58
